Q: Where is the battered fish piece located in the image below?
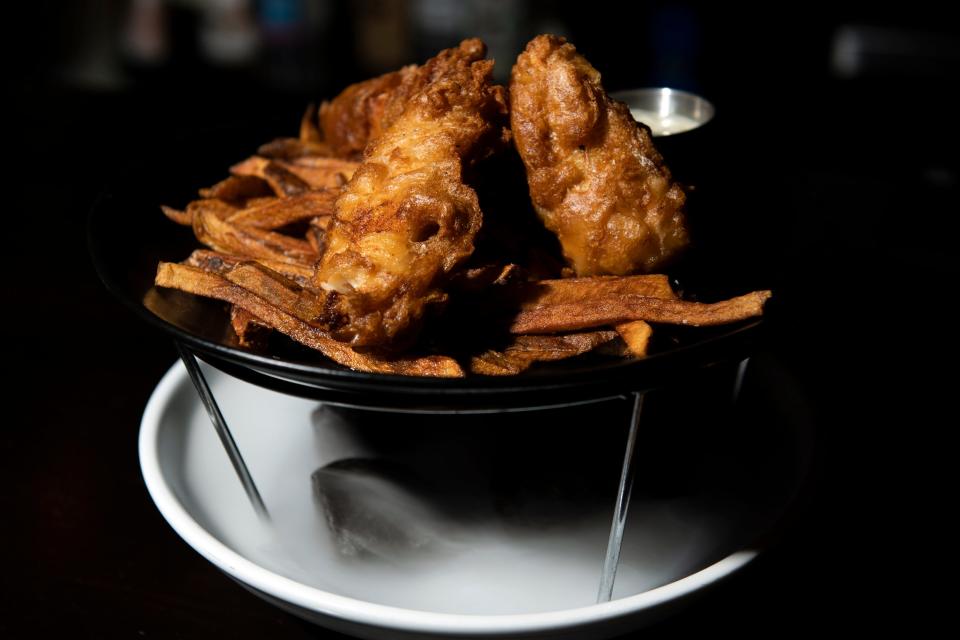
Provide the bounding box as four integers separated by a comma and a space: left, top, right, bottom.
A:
510, 35, 689, 276
314, 39, 510, 347
319, 39, 494, 160
318, 66, 414, 160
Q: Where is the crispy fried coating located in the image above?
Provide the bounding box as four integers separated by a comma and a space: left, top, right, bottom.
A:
318, 66, 415, 159
313, 39, 510, 347
318, 39, 495, 160
510, 35, 690, 276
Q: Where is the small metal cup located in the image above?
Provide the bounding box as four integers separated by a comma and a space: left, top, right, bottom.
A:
610, 88, 716, 186
610, 87, 715, 137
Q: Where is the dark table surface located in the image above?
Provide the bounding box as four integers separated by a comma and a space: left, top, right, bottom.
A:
4, 37, 958, 637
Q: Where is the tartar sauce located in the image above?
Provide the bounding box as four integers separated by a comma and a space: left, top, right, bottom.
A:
629, 108, 701, 137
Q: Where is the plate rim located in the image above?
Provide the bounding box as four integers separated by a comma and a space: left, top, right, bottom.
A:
139, 361, 760, 635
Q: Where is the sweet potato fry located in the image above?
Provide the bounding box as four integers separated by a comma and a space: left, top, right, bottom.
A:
161, 205, 192, 226
198, 174, 274, 204
507, 332, 618, 360
300, 103, 323, 143
230, 306, 272, 347
221, 262, 326, 324
183, 249, 314, 287
510, 290, 771, 334
230, 156, 309, 196
515, 274, 677, 309
189, 198, 238, 221
162, 198, 240, 226
231, 156, 358, 192
306, 217, 330, 255
225, 190, 337, 229
615, 320, 653, 357
192, 209, 317, 265
155, 262, 464, 377
243, 196, 279, 209
258, 137, 333, 159
283, 159, 357, 190
467, 350, 521, 376
470, 331, 617, 375
263, 161, 312, 196
288, 155, 360, 172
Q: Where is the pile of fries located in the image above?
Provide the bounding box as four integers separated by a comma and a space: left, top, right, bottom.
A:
154, 84, 770, 379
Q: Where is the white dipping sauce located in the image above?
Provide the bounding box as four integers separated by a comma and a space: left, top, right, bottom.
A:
629, 108, 701, 137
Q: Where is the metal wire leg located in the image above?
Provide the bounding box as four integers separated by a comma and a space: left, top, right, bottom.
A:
597, 391, 645, 603
732, 357, 750, 405
176, 343, 270, 521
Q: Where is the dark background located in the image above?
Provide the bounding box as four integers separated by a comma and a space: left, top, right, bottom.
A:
3, 1, 958, 637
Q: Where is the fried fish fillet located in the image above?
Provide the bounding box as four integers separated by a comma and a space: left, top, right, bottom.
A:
510, 35, 689, 276
318, 39, 497, 160
313, 39, 510, 347
318, 66, 414, 159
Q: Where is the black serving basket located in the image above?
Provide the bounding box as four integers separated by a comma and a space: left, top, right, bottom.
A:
87, 123, 773, 412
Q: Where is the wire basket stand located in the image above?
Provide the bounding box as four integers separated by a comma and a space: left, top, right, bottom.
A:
174, 339, 750, 604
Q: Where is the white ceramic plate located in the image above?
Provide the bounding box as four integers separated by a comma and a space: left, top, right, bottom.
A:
139, 360, 807, 639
